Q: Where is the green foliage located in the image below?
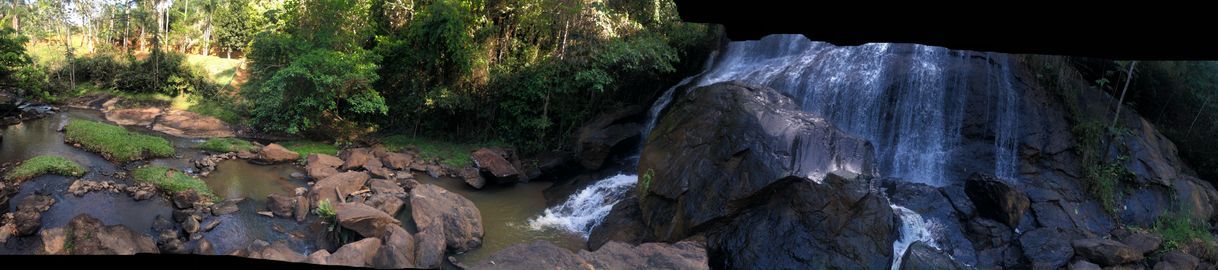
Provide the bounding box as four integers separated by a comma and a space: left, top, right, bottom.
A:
63, 119, 175, 162
4, 155, 87, 182
0, 27, 31, 81
639, 168, 654, 194
381, 135, 502, 168
245, 47, 386, 137
132, 166, 218, 200
1153, 211, 1216, 252
198, 138, 258, 153
112, 50, 217, 96
315, 199, 337, 220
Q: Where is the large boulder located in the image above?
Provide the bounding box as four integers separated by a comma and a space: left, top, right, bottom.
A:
365, 194, 404, 216
373, 226, 417, 269
340, 148, 373, 171
306, 153, 342, 180
587, 193, 650, 250
460, 167, 485, 189
410, 184, 483, 253
258, 143, 300, 163
414, 228, 446, 269
14, 195, 55, 236
334, 202, 401, 238
1018, 227, 1079, 269
266, 193, 295, 218
65, 214, 159, 255
327, 237, 382, 267
466, 240, 708, 270
150, 110, 236, 138
309, 171, 370, 207
381, 152, 414, 170
574, 105, 643, 170
899, 241, 967, 270
471, 148, 520, 182
1071, 238, 1143, 266
638, 82, 876, 242
246, 240, 306, 263
965, 173, 1030, 227
1154, 250, 1200, 270
105, 107, 162, 126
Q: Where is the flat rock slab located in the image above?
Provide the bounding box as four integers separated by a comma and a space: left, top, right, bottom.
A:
105, 108, 236, 138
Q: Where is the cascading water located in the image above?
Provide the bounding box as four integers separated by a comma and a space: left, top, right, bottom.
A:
529, 52, 721, 236
890, 205, 941, 270
696, 34, 1021, 186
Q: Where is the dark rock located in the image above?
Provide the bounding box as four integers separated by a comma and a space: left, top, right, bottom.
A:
327, 237, 381, 267
152, 215, 174, 232
382, 152, 413, 170
940, 183, 976, 218
266, 193, 295, 218
1154, 250, 1200, 270
466, 240, 589, 270
965, 173, 1030, 227
202, 218, 221, 232
414, 228, 446, 269
294, 195, 309, 222
1070, 259, 1102, 270
66, 214, 159, 255
574, 105, 643, 170
258, 143, 300, 163
14, 195, 55, 235
471, 148, 520, 181
1072, 238, 1143, 266
373, 226, 416, 269
334, 202, 401, 238
638, 82, 876, 241
340, 148, 372, 171
886, 180, 976, 265
309, 171, 370, 207
196, 238, 215, 255
534, 151, 575, 178
1113, 229, 1162, 255
160, 238, 189, 254
410, 184, 483, 252
460, 167, 485, 189
587, 193, 650, 250
704, 173, 895, 269
466, 240, 708, 270
899, 241, 967, 270
172, 190, 203, 209
1019, 227, 1078, 269
210, 200, 240, 216
182, 216, 201, 234
365, 194, 404, 216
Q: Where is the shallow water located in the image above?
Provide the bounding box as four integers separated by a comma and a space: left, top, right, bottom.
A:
411, 174, 587, 264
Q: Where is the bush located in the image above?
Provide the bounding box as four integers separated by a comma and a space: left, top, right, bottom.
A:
132, 165, 217, 200
244, 47, 386, 138
64, 119, 175, 162
4, 155, 87, 182
112, 50, 216, 96
1154, 211, 1216, 252
198, 138, 257, 153
315, 199, 337, 220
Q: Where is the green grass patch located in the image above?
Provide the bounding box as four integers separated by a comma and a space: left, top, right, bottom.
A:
186, 97, 244, 125
1153, 211, 1217, 252
4, 155, 87, 182
198, 138, 257, 153
380, 135, 507, 168
64, 119, 175, 162
132, 165, 217, 200
280, 140, 339, 162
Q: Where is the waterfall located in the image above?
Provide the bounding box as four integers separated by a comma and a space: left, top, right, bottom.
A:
890, 204, 941, 270
696, 34, 1020, 186
528, 174, 638, 237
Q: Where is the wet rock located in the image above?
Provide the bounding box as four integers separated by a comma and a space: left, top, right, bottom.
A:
266, 193, 296, 218
210, 199, 241, 216
941, 183, 976, 218
409, 163, 427, 172
150, 110, 236, 138
236, 150, 257, 160
307, 250, 331, 265
638, 82, 876, 242
340, 148, 373, 171
40, 227, 67, 255
294, 195, 309, 222
374, 226, 416, 269
309, 171, 370, 207
414, 228, 446, 269
327, 237, 382, 267
886, 180, 976, 265
1154, 250, 1200, 270
899, 241, 966, 270
471, 148, 520, 181
1072, 238, 1143, 266
467, 240, 707, 270
466, 240, 589, 269
196, 238, 215, 255
1113, 228, 1162, 255
381, 152, 413, 170
574, 105, 643, 170
425, 165, 443, 179
587, 194, 650, 250
152, 215, 175, 232
460, 167, 485, 189
14, 195, 55, 235
290, 172, 306, 179
369, 179, 405, 196
258, 143, 300, 163
172, 190, 203, 209
66, 214, 159, 255
965, 173, 1030, 228
410, 184, 483, 252
1019, 227, 1077, 269
247, 240, 306, 263
1070, 259, 1102, 270
160, 238, 189, 254
365, 194, 404, 216
202, 218, 221, 232
182, 216, 201, 234
335, 202, 401, 238
400, 178, 420, 191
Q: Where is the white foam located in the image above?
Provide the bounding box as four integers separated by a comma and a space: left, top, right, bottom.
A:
891, 204, 940, 270
528, 174, 638, 237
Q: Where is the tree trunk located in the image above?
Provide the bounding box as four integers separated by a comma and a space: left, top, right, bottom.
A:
1109, 61, 1138, 130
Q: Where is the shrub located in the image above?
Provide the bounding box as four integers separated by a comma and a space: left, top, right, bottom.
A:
1154, 211, 1216, 252
244, 47, 386, 137
315, 199, 337, 220
64, 119, 175, 162
4, 155, 87, 182
132, 165, 217, 200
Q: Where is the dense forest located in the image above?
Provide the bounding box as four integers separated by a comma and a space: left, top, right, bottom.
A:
0, 0, 720, 154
